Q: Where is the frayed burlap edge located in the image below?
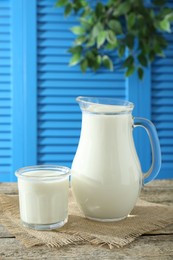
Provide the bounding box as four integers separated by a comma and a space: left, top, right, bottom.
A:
61, 213, 173, 249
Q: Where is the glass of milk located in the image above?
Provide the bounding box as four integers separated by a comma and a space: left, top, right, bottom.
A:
15, 165, 71, 230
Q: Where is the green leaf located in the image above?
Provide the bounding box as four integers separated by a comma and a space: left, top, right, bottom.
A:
96, 55, 102, 66
80, 17, 92, 29
64, 3, 73, 16
92, 59, 100, 71
138, 53, 148, 67
114, 2, 131, 16
69, 53, 81, 66
102, 55, 114, 71
127, 13, 136, 28
86, 37, 95, 47
73, 0, 86, 13
123, 55, 134, 68
80, 59, 88, 72
96, 2, 104, 17
125, 65, 135, 77
97, 31, 107, 48
155, 35, 168, 49
108, 20, 122, 34
156, 51, 165, 58
118, 45, 125, 58
138, 67, 144, 80
165, 12, 173, 22
125, 34, 134, 50
71, 26, 85, 35
81, 6, 91, 17
75, 36, 86, 45
55, 0, 68, 7
106, 42, 118, 50
153, 0, 166, 5
159, 19, 171, 33
86, 50, 95, 61
68, 46, 82, 54
92, 23, 103, 38
149, 50, 155, 62
106, 30, 117, 45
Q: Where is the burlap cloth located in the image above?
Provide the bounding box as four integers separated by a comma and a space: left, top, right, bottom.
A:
0, 191, 173, 249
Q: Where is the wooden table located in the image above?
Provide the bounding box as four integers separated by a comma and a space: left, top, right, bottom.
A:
0, 180, 173, 259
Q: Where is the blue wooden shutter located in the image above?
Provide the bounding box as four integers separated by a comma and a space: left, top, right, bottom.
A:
0, 0, 12, 181
0, 0, 172, 181
151, 22, 173, 178
37, 0, 126, 167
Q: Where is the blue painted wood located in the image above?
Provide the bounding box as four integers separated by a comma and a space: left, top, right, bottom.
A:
0, 0, 12, 182
23, 0, 37, 168
11, 0, 24, 181
11, 0, 37, 181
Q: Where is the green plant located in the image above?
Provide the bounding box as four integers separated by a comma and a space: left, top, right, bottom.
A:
55, 0, 173, 79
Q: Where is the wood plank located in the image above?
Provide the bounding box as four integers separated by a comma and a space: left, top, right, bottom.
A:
0, 183, 18, 195
0, 235, 173, 259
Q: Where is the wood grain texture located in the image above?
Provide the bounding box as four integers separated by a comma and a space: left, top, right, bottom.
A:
0, 180, 173, 259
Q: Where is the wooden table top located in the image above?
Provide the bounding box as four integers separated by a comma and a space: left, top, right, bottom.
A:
0, 180, 173, 260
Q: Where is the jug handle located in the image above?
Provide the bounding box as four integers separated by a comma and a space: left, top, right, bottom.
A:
134, 117, 161, 185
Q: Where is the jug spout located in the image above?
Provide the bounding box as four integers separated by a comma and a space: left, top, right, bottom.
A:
76, 96, 134, 114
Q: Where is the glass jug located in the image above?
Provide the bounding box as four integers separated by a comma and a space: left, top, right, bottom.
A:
71, 97, 161, 222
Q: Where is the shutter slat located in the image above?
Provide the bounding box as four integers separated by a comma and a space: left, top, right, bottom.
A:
152, 74, 173, 81
152, 114, 173, 121
38, 80, 124, 88
0, 108, 11, 115
152, 90, 173, 97
161, 146, 173, 153
38, 121, 81, 129
38, 154, 74, 161
38, 72, 124, 80
39, 146, 77, 153
38, 23, 76, 31
0, 150, 11, 156
38, 15, 75, 23
159, 139, 173, 145
152, 67, 173, 73
39, 137, 79, 145
152, 107, 173, 113
0, 50, 10, 57
158, 131, 173, 137
0, 166, 11, 172
152, 100, 173, 106
38, 88, 124, 96
38, 63, 121, 72
0, 27, 10, 33
0, 42, 10, 49
152, 82, 173, 89
38, 105, 80, 112
38, 113, 81, 120
0, 59, 10, 65
154, 122, 173, 129
0, 140, 12, 148
39, 129, 80, 137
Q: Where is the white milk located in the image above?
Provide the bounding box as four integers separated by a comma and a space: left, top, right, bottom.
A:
18, 171, 69, 225
72, 106, 142, 220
